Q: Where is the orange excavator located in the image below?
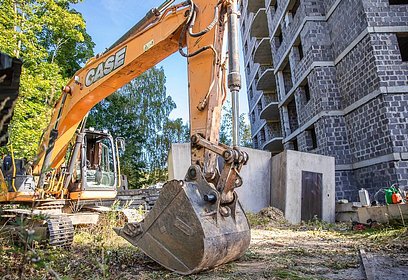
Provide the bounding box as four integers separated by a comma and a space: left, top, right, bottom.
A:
0, 0, 250, 274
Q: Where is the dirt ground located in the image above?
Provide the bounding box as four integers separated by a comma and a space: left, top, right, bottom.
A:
1, 208, 407, 279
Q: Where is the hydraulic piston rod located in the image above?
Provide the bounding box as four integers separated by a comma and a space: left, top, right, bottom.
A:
227, 0, 242, 147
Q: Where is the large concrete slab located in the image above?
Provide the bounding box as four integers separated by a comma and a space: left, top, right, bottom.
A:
271, 150, 336, 224
168, 144, 272, 213
168, 143, 191, 180
357, 204, 408, 224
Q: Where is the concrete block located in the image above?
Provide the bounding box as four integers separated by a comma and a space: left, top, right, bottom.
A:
236, 147, 272, 213
271, 150, 336, 224
167, 144, 272, 213
358, 204, 408, 224
336, 212, 358, 222
336, 202, 362, 213
168, 143, 191, 180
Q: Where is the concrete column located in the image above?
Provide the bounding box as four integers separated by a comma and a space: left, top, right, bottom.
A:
281, 106, 291, 137
277, 70, 286, 101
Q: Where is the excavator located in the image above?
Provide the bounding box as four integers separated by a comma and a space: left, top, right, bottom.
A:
0, 0, 250, 275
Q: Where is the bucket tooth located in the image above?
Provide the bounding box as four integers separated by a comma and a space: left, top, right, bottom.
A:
115, 179, 251, 275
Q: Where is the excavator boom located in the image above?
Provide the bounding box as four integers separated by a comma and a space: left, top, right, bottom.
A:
35, 1, 190, 174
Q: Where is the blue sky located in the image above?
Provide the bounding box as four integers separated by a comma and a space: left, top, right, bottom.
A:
73, 0, 249, 122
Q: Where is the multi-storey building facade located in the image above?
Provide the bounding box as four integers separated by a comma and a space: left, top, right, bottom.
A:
240, 0, 408, 201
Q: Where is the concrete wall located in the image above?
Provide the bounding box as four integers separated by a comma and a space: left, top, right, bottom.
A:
168, 143, 191, 180
237, 147, 272, 213
271, 150, 336, 224
168, 144, 272, 213
168, 144, 335, 222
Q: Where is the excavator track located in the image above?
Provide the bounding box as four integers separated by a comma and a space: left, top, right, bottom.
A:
0, 209, 74, 247
46, 215, 74, 247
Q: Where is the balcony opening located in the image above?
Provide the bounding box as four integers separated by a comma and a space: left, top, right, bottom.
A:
274, 25, 283, 49
246, 63, 251, 75
290, 0, 301, 18
254, 135, 259, 149
287, 99, 299, 133
295, 36, 304, 60
244, 41, 248, 55
306, 125, 318, 150
260, 128, 266, 143
292, 139, 299, 151
389, 0, 408, 4
302, 82, 310, 103
396, 33, 408, 61
270, 0, 278, 12
282, 63, 293, 94
251, 111, 256, 123
242, 21, 246, 35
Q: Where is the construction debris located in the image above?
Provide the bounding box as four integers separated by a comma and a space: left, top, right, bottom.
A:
257, 207, 288, 228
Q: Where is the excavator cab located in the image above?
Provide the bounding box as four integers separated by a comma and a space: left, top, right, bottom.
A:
67, 128, 120, 200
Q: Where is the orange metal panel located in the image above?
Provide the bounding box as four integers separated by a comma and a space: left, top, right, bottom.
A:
0, 192, 36, 202
69, 190, 117, 200
187, 1, 226, 172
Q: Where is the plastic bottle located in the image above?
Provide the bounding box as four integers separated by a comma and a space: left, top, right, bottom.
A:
392, 192, 403, 204
385, 188, 394, 204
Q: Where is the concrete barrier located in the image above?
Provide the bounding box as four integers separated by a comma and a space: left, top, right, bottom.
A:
271, 150, 335, 224
168, 144, 336, 223
168, 144, 272, 213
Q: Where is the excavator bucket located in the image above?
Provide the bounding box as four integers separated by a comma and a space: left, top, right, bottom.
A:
115, 173, 251, 275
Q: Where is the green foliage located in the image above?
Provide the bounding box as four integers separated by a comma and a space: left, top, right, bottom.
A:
219, 100, 252, 147
87, 67, 189, 188
0, 0, 94, 158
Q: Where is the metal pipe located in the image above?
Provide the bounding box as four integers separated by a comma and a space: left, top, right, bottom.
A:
227, 0, 241, 147
157, 0, 175, 13
231, 89, 240, 146
63, 118, 87, 190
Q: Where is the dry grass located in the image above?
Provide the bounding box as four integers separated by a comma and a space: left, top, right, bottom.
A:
0, 210, 407, 279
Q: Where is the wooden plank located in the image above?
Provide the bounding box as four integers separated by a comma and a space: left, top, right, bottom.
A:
359, 249, 376, 280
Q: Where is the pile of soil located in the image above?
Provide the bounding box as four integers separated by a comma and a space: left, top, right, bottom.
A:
258, 207, 288, 228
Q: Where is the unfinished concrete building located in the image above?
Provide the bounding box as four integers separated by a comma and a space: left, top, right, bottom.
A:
239, 0, 408, 201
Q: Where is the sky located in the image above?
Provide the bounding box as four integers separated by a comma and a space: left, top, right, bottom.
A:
73, 0, 249, 122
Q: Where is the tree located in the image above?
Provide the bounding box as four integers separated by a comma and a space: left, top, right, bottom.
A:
219, 100, 252, 147
0, 0, 94, 158
87, 67, 189, 188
